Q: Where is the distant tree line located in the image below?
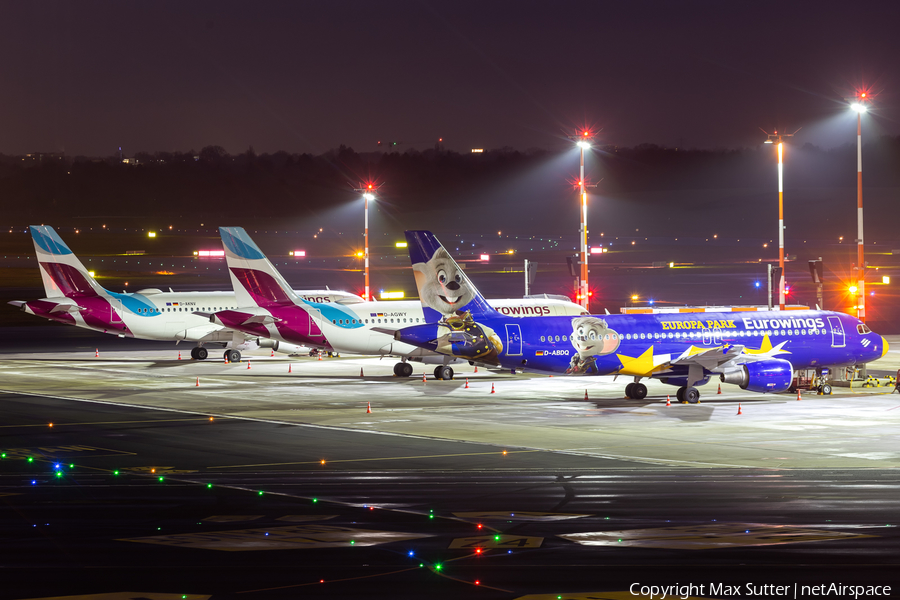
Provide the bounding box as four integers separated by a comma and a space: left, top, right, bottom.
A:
2, 137, 899, 231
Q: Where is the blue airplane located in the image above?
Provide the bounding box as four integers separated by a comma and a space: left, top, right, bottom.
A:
386, 231, 888, 403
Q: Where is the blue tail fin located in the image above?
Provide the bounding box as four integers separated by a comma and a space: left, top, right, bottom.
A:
405, 230, 499, 323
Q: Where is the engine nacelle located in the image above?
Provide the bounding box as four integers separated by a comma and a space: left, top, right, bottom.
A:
255, 338, 311, 355
720, 359, 793, 393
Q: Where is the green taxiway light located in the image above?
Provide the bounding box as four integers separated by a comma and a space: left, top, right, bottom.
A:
69, 464, 74, 468
419, 563, 424, 567
494, 535, 500, 541
258, 490, 264, 496
27, 457, 34, 462
429, 514, 434, 519
113, 470, 119, 476
350, 540, 355, 545
435, 564, 442, 571
312, 498, 318, 503
207, 483, 212, 488
1, 453, 6, 458
158, 476, 164, 482
55, 471, 62, 478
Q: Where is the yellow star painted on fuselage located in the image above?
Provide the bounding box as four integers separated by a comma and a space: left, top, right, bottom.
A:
616, 346, 664, 377
742, 334, 790, 356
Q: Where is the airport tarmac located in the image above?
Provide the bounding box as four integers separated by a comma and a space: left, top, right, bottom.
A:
2, 331, 899, 598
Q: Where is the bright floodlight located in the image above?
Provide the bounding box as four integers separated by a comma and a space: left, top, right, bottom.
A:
363, 193, 374, 201
577, 141, 591, 149
850, 103, 867, 113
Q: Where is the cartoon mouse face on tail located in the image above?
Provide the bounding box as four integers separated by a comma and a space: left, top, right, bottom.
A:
413, 247, 475, 315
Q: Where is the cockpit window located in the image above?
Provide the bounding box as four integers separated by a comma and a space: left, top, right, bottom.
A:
857, 324, 872, 335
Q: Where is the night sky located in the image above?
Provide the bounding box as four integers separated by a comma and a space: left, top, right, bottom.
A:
2, 1, 898, 156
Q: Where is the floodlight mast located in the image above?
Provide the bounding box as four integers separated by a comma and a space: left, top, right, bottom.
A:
846, 92, 869, 322
568, 131, 596, 310
761, 127, 799, 311
353, 182, 381, 301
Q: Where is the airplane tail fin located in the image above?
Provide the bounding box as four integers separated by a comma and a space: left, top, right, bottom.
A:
219, 227, 300, 309
30, 225, 105, 298
405, 230, 499, 323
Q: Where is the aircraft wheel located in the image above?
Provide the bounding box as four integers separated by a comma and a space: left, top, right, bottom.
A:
631, 382, 648, 400
676, 386, 686, 403
226, 349, 241, 363
625, 382, 635, 398
684, 387, 700, 404
400, 362, 414, 377
393, 362, 403, 376
196, 347, 208, 361
821, 383, 832, 395
190, 347, 199, 360
433, 366, 444, 380
438, 366, 454, 381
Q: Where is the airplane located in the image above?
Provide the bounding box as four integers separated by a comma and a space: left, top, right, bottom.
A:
204, 226, 588, 377
9, 225, 361, 361
386, 230, 889, 402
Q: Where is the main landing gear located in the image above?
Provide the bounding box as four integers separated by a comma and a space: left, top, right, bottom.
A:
434, 365, 454, 380
624, 382, 647, 400
224, 349, 241, 363
676, 386, 700, 404
393, 362, 414, 377
190, 347, 208, 360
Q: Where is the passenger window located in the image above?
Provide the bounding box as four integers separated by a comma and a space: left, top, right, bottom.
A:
540, 336, 545, 342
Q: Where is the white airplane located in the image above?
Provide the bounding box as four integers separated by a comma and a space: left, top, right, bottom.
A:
204, 226, 588, 377
10, 225, 362, 361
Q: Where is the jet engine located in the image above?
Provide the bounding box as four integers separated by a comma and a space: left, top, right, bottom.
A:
720, 359, 793, 393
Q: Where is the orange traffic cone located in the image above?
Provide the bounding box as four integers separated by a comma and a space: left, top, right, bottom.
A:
178, 351, 182, 360
317, 353, 322, 361
95, 348, 99, 357
584, 389, 589, 401
360, 368, 364, 377
666, 395, 671, 407
196, 377, 200, 387
422, 373, 427, 383
490, 383, 495, 394
247, 361, 251, 370
271, 349, 275, 357
717, 384, 722, 394
225, 356, 229, 364
474, 366, 478, 374
796, 389, 802, 401
465, 378, 469, 389
288, 363, 292, 373
366, 402, 372, 414
737, 403, 743, 415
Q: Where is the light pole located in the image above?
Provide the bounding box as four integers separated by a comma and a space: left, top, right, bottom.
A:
763, 128, 797, 311
353, 183, 379, 300
568, 131, 595, 310
848, 93, 869, 322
